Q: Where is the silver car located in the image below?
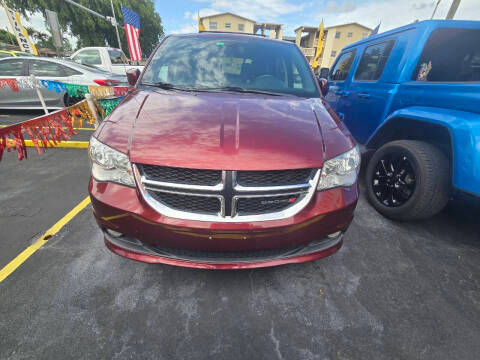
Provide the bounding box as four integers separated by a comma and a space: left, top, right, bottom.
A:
0, 56, 126, 109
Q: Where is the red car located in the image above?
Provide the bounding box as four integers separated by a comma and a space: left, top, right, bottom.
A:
88, 33, 360, 269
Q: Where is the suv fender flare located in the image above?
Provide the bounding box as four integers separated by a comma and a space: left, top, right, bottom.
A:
366, 106, 480, 196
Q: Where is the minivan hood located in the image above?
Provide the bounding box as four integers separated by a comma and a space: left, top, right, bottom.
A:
127, 90, 324, 170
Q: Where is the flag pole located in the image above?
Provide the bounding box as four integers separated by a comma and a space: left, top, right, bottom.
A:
109, 0, 122, 50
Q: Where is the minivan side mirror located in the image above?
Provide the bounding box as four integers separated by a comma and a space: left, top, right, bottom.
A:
127, 68, 141, 86
318, 77, 329, 97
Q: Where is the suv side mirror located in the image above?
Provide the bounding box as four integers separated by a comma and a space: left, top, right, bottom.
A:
318, 77, 329, 97
127, 68, 141, 86
319, 67, 330, 79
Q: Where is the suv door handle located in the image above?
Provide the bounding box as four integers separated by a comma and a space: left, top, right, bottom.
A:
358, 92, 371, 99
335, 91, 350, 97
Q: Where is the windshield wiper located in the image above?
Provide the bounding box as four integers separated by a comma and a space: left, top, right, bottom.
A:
141, 82, 194, 91
201, 86, 286, 96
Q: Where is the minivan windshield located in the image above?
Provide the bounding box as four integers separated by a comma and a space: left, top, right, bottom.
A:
141, 35, 319, 97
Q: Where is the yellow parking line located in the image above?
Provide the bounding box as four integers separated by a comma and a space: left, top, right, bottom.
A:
7, 140, 89, 149
0, 125, 95, 131
0, 196, 91, 283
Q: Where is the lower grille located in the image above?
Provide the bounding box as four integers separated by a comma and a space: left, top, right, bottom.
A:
150, 192, 221, 214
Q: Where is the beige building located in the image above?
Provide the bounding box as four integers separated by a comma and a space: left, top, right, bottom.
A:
200, 12, 283, 40
294, 23, 372, 69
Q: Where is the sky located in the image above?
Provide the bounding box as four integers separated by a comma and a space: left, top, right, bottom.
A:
159, 0, 480, 36
0, 0, 479, 49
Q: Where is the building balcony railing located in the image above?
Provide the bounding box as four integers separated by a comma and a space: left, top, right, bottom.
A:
300, 47, 316, 57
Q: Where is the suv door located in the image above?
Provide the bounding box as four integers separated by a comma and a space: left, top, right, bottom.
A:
325, 50, 357, 116
0, 58, 28, 108
345, 39, 397, 144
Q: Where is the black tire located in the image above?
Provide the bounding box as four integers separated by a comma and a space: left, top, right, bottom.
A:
366, 140, 449, 221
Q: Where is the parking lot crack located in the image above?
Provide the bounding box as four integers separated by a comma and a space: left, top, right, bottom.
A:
269, 321, 284, 360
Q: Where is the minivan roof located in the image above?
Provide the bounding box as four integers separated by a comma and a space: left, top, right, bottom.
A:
343, 19, 480, 51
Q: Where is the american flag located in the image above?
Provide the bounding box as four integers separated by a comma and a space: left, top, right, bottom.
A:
121, 5, 142, 62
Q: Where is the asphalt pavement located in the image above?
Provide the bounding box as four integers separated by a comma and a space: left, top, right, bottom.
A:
0, 111, 479, 360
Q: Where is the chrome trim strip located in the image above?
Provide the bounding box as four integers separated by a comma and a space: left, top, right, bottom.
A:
133, 164, 321, 223
142, 178, 224, 191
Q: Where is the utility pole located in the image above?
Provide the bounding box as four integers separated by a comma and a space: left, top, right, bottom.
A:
63, 0, 123, 47
431, 0, 441, 19
446, 0, 461, 19
109, 0, 122, 50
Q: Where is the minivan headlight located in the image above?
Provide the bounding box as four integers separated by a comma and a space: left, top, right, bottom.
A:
89, 137, 135, 187
317, 145, 360, 190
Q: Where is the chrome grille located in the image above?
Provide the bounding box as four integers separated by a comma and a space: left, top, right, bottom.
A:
150, 192, 221, 214
134, 164, 320, 222
236, 194, 304, 215
236, 169, 313, 187
142, 164, 222, 186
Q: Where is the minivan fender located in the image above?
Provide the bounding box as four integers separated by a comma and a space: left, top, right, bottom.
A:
366, 106, 480, 196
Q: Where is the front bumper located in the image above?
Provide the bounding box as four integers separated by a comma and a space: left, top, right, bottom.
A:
104, 231, 344, 269
89, 177, 358, 269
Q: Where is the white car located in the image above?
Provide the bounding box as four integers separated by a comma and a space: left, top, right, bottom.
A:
0, 56, 126, 110
70, 47, 144, 75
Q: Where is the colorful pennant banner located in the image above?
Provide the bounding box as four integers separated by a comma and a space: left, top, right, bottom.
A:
0, 78, 130, 99
0, 108, 75, 161
95, 97, 124, 119
0, 98, 108, 161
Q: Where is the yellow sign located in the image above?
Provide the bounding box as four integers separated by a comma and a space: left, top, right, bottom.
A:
198, 13, 206, 32
3, 4, 38, 55
311, 20, 324, 70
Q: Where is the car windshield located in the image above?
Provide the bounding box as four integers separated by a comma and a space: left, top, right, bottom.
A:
141, 35, 319, 97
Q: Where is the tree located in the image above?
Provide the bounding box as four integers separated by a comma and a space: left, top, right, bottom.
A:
0, 29, 16, 45
6, 0, 163, 58
25, 26, 48, 43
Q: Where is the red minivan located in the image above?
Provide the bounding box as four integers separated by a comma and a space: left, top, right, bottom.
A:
88, 33, 360, 269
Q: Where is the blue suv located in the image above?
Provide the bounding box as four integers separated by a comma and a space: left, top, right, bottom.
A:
320, 20, 480, 221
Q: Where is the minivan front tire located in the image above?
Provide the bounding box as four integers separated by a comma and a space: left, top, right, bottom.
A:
366, 140, 449, 221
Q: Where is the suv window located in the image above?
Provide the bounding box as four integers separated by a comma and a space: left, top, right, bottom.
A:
355, 40, 395, 81
0, 59, 24, 76
30, 60, 64, 77
413, 28, 480, 82
72, 49, 102, 66
329, 51, 356, 81
108, 49, 128, 65
0, 52, 11, 58
142, 35, 319, 98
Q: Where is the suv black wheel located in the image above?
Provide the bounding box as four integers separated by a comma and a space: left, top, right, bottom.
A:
366, 140, 449, 221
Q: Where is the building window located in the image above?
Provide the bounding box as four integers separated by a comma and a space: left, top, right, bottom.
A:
362, 33, 368, 39
210, 22, 217, 30
335, 31, 341, 39
347, 32, 353, 38
331, 50, 337, 57
225, 23, 231, 29
238, 23, 244, 31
